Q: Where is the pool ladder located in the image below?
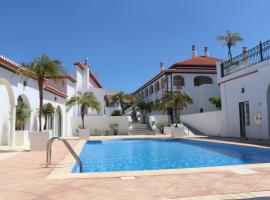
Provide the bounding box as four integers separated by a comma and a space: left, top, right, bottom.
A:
46, 137, 83, 173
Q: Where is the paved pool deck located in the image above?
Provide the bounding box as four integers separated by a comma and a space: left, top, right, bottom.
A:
1, 136, 270, 200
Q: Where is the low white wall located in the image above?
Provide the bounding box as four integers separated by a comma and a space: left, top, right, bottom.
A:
71, 116, 132, 135
181, 111, 224, 136
149, 115, 169, 132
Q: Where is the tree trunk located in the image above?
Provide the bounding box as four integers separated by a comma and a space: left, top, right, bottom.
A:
81, 104, 85, 129
38, 79, 44, 132
228, 46, 233, 60
43, 116, 47, 130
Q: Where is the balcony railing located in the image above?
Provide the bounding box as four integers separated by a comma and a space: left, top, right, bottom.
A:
221, 40, 270, 77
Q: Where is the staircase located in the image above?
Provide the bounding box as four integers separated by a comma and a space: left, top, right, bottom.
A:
130, 123, 155, 135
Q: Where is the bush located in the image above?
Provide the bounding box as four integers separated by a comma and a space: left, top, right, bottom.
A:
156, 123, 165, 134
111, 110, 122, 116
109, 123, 119, 135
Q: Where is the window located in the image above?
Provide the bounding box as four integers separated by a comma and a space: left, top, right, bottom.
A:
155, 81, 160, 92
194, 76, 213, 86
145, 88, 149, 97
173, 76, 185, 89
149, 85, 154, 94
141, 91, 144, 99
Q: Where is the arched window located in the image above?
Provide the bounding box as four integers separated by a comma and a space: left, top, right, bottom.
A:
155, 81, 160, 92
141, 91, 144, 99
194, 76, 213, 86
173, 75, 185, 88
145, 88, 149, 97
149, 85, 154, 94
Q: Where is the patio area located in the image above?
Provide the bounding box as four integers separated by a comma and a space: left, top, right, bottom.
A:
1, 138, 270, 200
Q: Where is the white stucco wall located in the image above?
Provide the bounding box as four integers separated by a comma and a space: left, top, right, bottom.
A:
148, 115, 169, 131
71, 116, 132, 135
218, 59, 270, 140
181, 111, 224, 136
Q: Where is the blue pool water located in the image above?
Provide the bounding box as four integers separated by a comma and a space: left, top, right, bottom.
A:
72, 139, 270, 173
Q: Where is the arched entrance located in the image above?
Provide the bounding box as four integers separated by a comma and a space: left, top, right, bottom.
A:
55, 106, 62, 137
0, 78, 15, 146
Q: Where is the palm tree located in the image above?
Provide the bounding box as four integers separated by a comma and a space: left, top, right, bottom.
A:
217, 30, 243, 60
108, 92, 134, 114
155, 91, 193, 126
16, 97, 31, 130
19, 54, 63, 132
136, 101, 153, 123
66, 92, 100, 129
42, 103, 55, 130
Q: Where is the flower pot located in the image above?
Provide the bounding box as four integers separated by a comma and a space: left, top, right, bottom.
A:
15, 130, 29, 146
29, 130, 52, 151
78, 129, 89, 140
171, 125, 186, 138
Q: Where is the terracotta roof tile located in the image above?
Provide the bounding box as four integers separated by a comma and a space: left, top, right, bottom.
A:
170, 56, 220, 69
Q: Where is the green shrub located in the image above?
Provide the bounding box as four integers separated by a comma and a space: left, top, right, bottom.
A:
156, 123, 165, 134
109, 123, 119, 135
111, 110, 122, 116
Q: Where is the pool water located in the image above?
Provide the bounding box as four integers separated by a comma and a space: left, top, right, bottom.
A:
72, 139, 270, 173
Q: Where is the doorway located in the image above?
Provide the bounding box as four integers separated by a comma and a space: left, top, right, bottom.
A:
239, 101, 250, 138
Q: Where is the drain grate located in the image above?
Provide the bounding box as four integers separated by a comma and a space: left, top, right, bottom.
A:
120, 176, 136, 180
231, 169, 258, 175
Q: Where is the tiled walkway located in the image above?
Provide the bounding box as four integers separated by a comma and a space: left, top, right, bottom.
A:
1, 139, 270, 200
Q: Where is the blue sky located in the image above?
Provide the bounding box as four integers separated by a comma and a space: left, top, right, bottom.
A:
1, 0, 270, 93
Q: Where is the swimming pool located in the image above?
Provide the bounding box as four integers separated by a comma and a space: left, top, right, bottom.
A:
72, 138, 270, 173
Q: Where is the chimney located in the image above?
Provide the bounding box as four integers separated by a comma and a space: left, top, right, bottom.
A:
160, 62, 165, 72
192, 45, 197, 58
204, 47, 209, 57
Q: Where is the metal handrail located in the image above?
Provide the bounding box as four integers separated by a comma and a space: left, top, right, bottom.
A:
46, 137, 83, 173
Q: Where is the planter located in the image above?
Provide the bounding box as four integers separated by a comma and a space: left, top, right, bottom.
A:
29, 130, 52, 151
78, 129, 89, 140
15, 130, 29, 146
163, 127, 172, 135
171, 125, 186, 138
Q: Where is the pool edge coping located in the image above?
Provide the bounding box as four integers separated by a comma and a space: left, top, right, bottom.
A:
46, 136, 270, 180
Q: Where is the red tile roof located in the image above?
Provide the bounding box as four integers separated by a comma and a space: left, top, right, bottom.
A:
89, 71, 103, 88
170, 56, 220, 69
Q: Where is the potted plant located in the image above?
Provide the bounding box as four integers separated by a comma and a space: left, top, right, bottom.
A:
66, 92, 100, 140
15, 96, 31, 146
109, 123, 119, 135
156, 123, 165, 134
19, 54, 63, 151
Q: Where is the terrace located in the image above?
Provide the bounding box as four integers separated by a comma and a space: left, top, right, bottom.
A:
221, 40, 270, 77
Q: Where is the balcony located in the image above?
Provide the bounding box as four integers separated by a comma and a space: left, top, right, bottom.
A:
221, 40, 270, 77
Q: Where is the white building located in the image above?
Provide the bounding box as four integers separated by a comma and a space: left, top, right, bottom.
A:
0, 55, 112, 146
133, 46, 221, 122
217, 40, 270, 140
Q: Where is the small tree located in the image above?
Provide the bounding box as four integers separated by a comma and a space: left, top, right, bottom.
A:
156, 123, 165, 134
217, 30, 243, 60
19, 54, 63, 132
66, 92, 100, 129
137, 101, 153, 124
109, 123, 119, 135
16, 97, 31, 130
42, 103, 55, 130
209, 96, 221, 110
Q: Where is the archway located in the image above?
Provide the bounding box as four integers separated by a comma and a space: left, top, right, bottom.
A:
0, 78, 15, 146
55, 106, 62, 137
